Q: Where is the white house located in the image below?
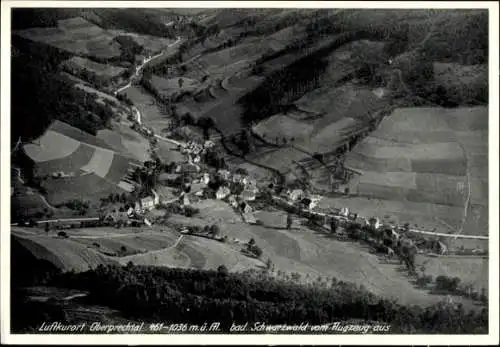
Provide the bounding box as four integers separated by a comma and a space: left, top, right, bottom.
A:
308, 195, 322, 209
201, 172, 210, 185
288, 189, 304, 202
140, 196, 155, 211
216, 186, 231, 200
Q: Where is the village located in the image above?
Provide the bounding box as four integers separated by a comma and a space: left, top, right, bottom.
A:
32, 119, 485, 265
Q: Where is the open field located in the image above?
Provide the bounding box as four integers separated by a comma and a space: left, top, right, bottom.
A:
72, 231, 178, 256
23, 120, 139, 204
155, 140, 184, 163
61, 56, 126, 83
13, 232, 117, 272
417, 255, 488, 293
15, 17, 122, 60
107, 29, 175, 53
150, 75, 201, 99
97, 121, 151, 163
42, 174, 126, 206
14, 197, 486, 310
253, 115, 315, 144
344, 106, 488, 236
124, 86, 173, 133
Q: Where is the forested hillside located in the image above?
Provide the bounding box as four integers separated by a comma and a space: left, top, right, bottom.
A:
11, 36, 116, 143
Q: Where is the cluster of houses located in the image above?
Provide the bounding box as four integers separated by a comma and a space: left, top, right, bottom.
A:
178, 140, 215, 164
275, 190, 450, 255
213, 169, 260, 224
283, 188, 323, 211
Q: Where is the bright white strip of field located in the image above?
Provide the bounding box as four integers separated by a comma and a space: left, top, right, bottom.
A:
80, 147, 114, 178
23, 131, 80, 162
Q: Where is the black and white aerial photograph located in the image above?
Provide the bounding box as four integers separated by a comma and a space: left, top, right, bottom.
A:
1, 1, 498, 345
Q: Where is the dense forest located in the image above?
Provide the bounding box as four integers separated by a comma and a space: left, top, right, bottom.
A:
88, 9, 177, 39
11, 8, 82, 29
11, 36, 119, 144
11, 262, 488, 334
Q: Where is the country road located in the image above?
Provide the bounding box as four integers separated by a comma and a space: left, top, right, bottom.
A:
114, 36, 183, 96
271, 196, 489, 241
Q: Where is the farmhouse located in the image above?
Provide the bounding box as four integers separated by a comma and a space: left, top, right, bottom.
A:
299, 195, 321, 210
140, 196, 156, 211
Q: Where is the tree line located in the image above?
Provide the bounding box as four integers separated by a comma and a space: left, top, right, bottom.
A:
15, 263, 483, 334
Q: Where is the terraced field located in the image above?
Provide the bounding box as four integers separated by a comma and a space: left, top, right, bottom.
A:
343, 106, 488, 236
